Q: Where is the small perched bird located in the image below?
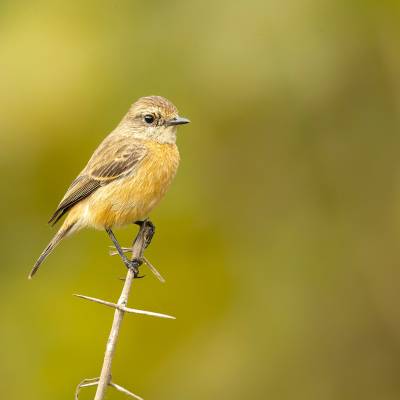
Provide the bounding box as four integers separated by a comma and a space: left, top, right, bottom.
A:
29, 96, 189, 279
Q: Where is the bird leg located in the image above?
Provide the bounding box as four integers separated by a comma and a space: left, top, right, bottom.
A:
106, 220, 155, 277
134, 219, 155, 248
105, 228, 141, 275
129, 220, 155, 274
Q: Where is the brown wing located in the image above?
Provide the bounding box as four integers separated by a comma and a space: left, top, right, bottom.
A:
48, 137, 147, 225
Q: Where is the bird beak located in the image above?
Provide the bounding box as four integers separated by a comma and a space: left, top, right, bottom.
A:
166, 116, 190, 126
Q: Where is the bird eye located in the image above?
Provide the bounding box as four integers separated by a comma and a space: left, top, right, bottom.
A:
144, 114, 155, 124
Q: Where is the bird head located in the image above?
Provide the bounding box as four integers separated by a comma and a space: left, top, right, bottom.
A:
121, 95, 190, 144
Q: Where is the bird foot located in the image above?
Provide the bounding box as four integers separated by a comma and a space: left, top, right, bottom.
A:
126, 257, 144, 278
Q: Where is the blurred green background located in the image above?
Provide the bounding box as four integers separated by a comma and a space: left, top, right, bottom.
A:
1, 0, 400, 399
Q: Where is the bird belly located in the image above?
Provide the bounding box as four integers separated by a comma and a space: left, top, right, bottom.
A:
83, 142, 179, 229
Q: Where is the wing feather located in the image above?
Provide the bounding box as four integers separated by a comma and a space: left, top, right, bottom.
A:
48, 137, 147, 225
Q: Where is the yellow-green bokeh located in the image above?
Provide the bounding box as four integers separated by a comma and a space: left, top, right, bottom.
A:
1, 1, 400, 399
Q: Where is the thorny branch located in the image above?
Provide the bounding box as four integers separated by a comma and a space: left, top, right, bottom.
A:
75, 220, 174, 400
109, 247, 165, 283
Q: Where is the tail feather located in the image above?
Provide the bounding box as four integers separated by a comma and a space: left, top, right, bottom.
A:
29, 223, 75, 279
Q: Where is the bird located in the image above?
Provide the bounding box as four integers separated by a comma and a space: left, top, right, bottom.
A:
29, 95, 190, 279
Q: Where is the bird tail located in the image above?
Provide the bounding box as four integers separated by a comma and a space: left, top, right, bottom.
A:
28, 222, 76, 279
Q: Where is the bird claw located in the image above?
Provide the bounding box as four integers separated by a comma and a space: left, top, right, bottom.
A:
126, 257, 143, 277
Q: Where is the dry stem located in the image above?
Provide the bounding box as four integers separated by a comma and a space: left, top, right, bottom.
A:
75, 220, 173, 400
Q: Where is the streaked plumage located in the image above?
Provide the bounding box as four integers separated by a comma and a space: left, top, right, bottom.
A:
29, 96, 189, 278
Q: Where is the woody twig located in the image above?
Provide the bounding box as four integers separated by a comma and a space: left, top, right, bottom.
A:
75, 220, 174, 400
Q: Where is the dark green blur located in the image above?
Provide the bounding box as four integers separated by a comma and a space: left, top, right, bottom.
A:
1, 1, 400, 399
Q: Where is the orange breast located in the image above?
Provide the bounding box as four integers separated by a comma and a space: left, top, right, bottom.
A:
85, 141, 180, 229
